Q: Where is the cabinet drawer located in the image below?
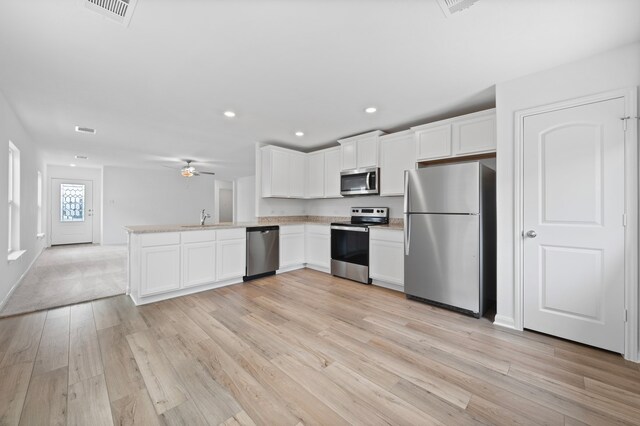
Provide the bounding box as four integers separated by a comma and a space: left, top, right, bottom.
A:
217, 228, 246, 241
181, 230, 216, 243
370, 228, 404, 243
140, 232, 180, 247
280, 224, 305, 235
306, 224, 330, 236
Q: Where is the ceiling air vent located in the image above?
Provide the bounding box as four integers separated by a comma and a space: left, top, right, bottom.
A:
436, 0, 480, 17
82, 0, 138, 27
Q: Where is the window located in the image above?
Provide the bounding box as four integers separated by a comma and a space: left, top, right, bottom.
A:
8, 141, 20, 255
37, 171, 43, 236
60, 183, 85, 222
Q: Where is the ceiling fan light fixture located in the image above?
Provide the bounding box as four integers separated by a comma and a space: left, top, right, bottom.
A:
180, 164, 195, 177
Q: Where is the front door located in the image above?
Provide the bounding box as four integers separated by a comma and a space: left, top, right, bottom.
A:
51, 178, 94, 245
523, 97, 626, 353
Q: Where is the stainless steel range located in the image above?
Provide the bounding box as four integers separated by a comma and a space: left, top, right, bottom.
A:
330, 207, 389, 284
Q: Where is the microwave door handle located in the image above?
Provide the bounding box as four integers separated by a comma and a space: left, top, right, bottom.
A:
365, 172, 371, 190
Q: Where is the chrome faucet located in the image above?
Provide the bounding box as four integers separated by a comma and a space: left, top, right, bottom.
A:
200, 209, 211, 226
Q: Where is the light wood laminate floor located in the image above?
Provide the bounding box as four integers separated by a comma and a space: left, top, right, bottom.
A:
0, 244, 126, 318
1, 268, 639, 425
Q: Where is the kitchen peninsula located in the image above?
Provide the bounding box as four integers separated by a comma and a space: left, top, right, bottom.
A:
125, 217, 403, 305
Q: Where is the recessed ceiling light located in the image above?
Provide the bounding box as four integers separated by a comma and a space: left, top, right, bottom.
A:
70, 164, 76, 167
75, 155, 88, 160
75, 126, 96, 134
223, 111, 236, 118
365, 107, 377, 114
295, 131, 304, 137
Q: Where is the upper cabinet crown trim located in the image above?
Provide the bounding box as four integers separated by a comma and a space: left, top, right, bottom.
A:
337, 130, 386, 144
411, 108, 496, 131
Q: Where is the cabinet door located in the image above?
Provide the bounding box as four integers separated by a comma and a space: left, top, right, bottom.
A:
416, 124, 452, 161
305, 226, 330, 269
140, 245, 181, 296
324, 148, 342, 198
289, 153, 305, 198
452, 113, 496, 155
305, 152, 325, 198
341, 140, 357, 171
182, 241, 216, 288
356, 136, 378, 168
271, 149, 290, 197
217, 238, 246, 281
380, 133, 416, 196
280, 233, 305, 268
370, 238, 404, 286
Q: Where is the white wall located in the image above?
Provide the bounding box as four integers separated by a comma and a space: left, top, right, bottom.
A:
235, 175, 256, 222
0, 90, 46, 308
102, 166, 216, 244
213, 180, 233, 223
306, 195, 404, 218
495, 42, 640, 336
47, 165, 103, 245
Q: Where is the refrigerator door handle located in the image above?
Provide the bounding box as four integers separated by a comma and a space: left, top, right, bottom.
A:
404, 214, 411, 255
404, 170, 409, 213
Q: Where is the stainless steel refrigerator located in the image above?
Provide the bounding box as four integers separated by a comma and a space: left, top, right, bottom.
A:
404, 162, 496, 317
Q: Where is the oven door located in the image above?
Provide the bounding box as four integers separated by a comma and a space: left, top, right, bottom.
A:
331, 226, 369, 266
340, 168, 379, 196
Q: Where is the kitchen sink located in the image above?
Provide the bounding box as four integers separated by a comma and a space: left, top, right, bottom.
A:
181, 224, 219, 228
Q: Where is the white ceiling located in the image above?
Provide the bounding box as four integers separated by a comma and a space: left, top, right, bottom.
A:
0, 0, 638, 179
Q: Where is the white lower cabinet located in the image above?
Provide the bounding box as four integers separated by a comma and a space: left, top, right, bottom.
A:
216, 228, 247, 281
140, 245, 181, 296
305, 224, 330, 270
139, 233, 181, 297
182, 230, 217, 289
369, 228, 404, 291
130, 228, 246, 305
279, 225, 305, 269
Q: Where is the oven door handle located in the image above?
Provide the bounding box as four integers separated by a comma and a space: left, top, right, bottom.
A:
331, 226, 369, 232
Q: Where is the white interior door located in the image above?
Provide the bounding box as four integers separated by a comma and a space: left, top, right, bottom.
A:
523, 97, 626, 353
219, 188, 233, 223
51, 178, 94, 245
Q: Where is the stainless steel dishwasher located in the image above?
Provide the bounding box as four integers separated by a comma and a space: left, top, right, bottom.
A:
243, 225, 280, 281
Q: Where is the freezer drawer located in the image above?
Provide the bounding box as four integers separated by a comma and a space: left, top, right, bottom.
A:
404, 213, 480, 314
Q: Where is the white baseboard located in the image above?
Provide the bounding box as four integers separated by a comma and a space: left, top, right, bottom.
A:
0, 246, 45, 312
276, 264, 305, 273
305, 264, 330, 274
493, 314, 517, 330
130, 277, 244, 306
371, 279, 404, 293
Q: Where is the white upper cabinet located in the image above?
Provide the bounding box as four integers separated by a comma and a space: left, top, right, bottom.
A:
379, 130, 416, 196
303, 147, 342, 199
305, 151, 325, 198
324, 147, 342, 198
452, 111, 496, 155
338, 130, 385, 171
261, 146, 306, 198
341, 140, 357, 171
415, 124, 452, 161
289, 152, 306, 198
413, 109, 496, 162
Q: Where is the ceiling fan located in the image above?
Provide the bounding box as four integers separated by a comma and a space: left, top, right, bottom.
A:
178, 160, 216, 177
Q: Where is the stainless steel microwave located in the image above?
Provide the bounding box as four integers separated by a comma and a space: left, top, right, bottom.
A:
340, 167, 379, 196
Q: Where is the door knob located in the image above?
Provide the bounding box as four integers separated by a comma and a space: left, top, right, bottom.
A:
526, 230, 537, 238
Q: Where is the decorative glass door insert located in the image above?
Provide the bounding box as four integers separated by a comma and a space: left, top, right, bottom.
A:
60, 183, 85, 222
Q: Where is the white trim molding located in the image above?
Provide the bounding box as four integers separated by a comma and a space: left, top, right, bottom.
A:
512, 87, 639, 362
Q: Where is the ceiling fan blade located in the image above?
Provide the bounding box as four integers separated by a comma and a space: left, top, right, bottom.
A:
199, 171, 216, 175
